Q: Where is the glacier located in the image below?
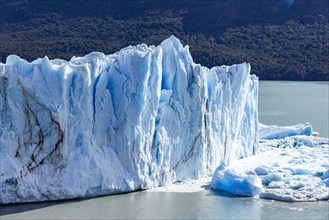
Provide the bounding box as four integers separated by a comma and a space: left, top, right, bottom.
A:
0, 36, 259, 204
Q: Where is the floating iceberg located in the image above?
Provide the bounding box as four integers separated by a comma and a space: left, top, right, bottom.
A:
0, 36, 259, 204
210, 166, 264, 197
210, 123, 329, 201
259, 123, 313, 139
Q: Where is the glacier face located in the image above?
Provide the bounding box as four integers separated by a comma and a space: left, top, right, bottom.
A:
0, 36, 258, 203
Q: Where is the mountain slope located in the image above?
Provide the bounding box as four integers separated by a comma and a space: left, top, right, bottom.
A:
0, 0, 328, 80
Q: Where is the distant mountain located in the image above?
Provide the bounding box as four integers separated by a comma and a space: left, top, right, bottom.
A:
1, 0, 328, 80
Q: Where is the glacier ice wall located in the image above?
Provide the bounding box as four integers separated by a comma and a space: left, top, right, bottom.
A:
0, 36, 258, 203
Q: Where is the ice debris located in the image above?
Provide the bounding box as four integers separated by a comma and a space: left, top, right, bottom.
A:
259, 123, 312, 140
210, 166, 264, 197
211, 123, 329, 202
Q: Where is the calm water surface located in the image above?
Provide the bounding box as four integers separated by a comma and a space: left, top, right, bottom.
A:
1, 81, 329, 219
1, 190, 329, 219
259, 81, 329, 137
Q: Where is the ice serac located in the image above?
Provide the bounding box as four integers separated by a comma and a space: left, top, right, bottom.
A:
0, 36, 259, 203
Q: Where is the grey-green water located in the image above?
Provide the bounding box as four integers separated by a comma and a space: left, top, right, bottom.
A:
259, 81, 329, 137
1, 81, 329, 219
1, 190, 328, 219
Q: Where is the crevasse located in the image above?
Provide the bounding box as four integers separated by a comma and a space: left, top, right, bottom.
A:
0, 36, 258, 203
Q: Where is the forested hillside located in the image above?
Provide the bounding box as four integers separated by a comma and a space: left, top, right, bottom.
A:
0, 0, 328, 80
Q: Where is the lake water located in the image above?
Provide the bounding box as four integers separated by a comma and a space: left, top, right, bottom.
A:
259, 81, 329, 137
1, 190, 329, 219
1, 81, 329, 219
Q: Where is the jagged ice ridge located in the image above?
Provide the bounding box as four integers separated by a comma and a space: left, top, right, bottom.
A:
0, 36, 258, 203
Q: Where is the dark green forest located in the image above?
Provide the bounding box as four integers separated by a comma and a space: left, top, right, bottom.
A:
0, 0, 328, 80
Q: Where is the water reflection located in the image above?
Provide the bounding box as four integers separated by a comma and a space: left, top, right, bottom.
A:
1, 189, 328, 219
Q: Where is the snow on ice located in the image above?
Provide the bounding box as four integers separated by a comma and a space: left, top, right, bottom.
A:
0, 36, 259, 203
